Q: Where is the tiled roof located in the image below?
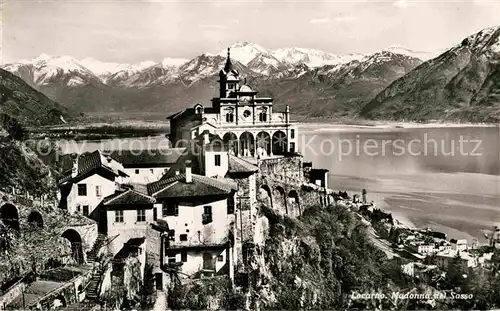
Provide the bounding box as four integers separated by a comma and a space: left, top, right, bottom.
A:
58, 150, 127, 185
103, 189, 156, 206
77, 150, 103, 175
227, 155, 258, 174
105, 148, 185, 167
147, 173, 237, 198
166, 109, 189, 120
58, 171, 73, 184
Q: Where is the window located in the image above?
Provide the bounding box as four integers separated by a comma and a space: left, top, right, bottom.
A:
95, 185, 102, 197
135, 169, 140, 174
76, 205, 81, 213
83, 205, 89, 216
168, 230, 175, 241
150, 169, 154, 174
163, 201, 179, 216
225, 111, 234, 123
217, 255, 224, 262
290, 142, 296, 153
290, 129, 295, 139
243, 110, 251, 118
168, 258, 176, 263
77, 184, 87, 196
153, 207, 157, 221
259, 109, 267, 122
180, 234, 188, 241
204, 205, 212, 215
181, 252, 187, 262
214, 154, 221, 166
137, 209, 146, 222
115, 210, 124, 223
202, 206, 213, 224
227, 196, 235, 214
228, 84, 234, 89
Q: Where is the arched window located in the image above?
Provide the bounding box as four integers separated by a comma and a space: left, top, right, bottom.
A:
195, 104, 204, 114
225, 109, 234, 123
258, 108, 267, 122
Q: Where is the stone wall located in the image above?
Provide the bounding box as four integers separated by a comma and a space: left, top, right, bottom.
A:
0, 278, 26, 310
256, 156, 335, 219
256, 156, 303, 218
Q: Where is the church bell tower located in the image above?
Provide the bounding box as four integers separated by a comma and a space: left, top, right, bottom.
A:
218, 48, 240, 98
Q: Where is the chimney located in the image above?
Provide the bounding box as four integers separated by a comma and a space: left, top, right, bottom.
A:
185, 160, 192, 183
175, 170, 180, 176
203, 131, 210, 145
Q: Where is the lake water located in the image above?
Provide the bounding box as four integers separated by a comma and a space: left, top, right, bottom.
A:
59, 124, 500, 243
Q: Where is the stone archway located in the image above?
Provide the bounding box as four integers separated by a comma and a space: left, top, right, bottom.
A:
61, 229, 84, 264
0, 203, 19, 230
288, 190, 300, 216
223, 132, 238, 156
258, 185, 273, 208
28, 211, 44, 228
256, 131, 271, 157
52, 295, 67, 309
273, 186, 286, 214
240, 132, 254, 157
272, 131, 287, 155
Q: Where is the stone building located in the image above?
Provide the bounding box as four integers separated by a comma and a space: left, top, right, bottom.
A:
167, 48, 298, 158
146, 160, 238, 280
58, 151, 129, 216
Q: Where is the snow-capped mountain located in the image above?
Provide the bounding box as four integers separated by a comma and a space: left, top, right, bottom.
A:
2, 54, 102, 87
381, 45, 441, 61
272, 47, 345, 67
79, 58, 133, 79
2, 42, 433, 88
216, 42, 270, 65
0, 41, 430, 116
361, 26, 500, 122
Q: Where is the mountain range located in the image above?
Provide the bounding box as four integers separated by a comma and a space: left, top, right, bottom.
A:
1, 43, 431, 117
2, 26, 499, 122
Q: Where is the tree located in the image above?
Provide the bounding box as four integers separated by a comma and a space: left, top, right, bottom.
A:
0, 113, 26, 140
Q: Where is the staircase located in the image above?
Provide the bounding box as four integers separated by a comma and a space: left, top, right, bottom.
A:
85, 268, 102, 300
87, 233, 107, 264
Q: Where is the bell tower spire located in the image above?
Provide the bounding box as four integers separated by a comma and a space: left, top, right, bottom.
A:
218, 46, 240, 98
224, 47, 233, 72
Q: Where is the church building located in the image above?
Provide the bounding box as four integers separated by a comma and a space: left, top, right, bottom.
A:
167, 48, 298, 158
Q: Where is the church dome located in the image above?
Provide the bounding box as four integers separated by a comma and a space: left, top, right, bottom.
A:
239, 84, 253, 92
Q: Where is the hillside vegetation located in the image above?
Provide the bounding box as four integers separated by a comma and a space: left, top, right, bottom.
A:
0, 68, 73, 127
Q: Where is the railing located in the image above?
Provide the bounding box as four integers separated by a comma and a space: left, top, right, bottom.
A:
1, 189, 56, 208
168, 239, 228, 250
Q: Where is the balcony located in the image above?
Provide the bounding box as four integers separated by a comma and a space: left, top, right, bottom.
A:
167, 239, 229, 250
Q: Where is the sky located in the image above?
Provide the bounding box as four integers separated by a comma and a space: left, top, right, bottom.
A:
2, 0, 499, 64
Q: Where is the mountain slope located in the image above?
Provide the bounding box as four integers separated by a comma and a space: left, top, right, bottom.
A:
361, 26, 500, 122
0, 68, 72, 126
